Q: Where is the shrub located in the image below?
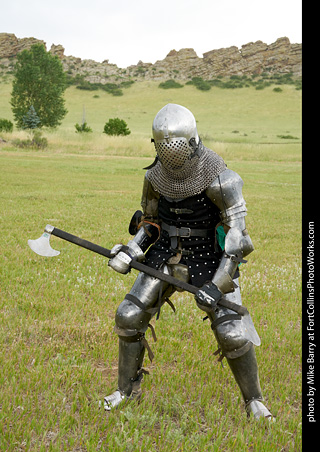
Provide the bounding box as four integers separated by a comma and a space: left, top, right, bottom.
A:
186, 77, 211, 91
0, 118, 13, 132
295, 80, 302, 90
76, 81, 99, 91
103, 118, 131, 136
101, 83, 123, 96
12, 130, 48, 149
75, 122, 92, 133
277, 134, 299, 140
120, 80, 135, 88
158, 79, 184, 89
208, 79, 224, 88
74, 80, 124, 96
31, 130, 48, 148
222, 81, 238, 89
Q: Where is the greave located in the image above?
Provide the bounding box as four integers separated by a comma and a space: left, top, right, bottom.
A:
226, 344, 263, 406
118, 337, 145, 396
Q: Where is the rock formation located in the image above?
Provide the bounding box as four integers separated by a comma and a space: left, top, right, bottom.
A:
0, 33, 46, 58
0, 32, 302, 84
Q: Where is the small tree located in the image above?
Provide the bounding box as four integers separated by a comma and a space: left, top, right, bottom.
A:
75, 122, 92, 133
15, 104, 48, 149
22, 105, 41, 130
103, 118, 131, 136
75, 105, 92, 133
11, 44, 67, 128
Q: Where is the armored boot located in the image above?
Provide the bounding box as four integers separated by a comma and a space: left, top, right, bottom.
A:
103, 337, 146, 411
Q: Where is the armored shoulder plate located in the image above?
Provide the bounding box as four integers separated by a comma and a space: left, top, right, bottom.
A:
206, 169, 247, 227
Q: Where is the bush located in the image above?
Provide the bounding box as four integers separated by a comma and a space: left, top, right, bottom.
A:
75, 122, 92, 133
103, 118, 131, 136
158, 79, 184, 89
76, 81, 99, 91
207, 79, 224, 88
120, 80, 135, 88
186, 77, 211, 91
101, 83, 123, 96
70, 77, 126, 96
12, 130, 48, 149
277, 134, 299, 140
221, 81, 238, 89
0, 118, 13, 132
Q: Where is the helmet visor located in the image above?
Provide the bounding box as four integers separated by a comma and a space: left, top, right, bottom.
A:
154, 137, 191, 170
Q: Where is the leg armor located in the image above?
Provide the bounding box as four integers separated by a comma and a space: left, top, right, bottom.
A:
210, 280, 260, 359
208, 281, 272, 419
104, 266, 175, 410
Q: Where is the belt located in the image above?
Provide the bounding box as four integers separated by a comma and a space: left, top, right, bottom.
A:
162, 222, 212, 238
162, 222, 214, 250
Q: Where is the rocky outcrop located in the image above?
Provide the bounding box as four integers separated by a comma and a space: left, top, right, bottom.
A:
49, 44, 65, 59
0, 33, 46, 59
0, 33, 302, 83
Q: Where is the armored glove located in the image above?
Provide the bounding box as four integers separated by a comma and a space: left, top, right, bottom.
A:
195, 282, 223, 313
108, 241, 145, 274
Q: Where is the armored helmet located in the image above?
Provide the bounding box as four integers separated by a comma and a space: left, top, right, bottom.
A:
152, 104, 200, 170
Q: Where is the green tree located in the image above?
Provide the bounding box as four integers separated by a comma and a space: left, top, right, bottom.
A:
11, 44, 67, 128
22, 105, 41, 129
103, 118, 131, 136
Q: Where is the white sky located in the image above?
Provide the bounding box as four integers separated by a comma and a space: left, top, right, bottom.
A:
1, 0, 302, 68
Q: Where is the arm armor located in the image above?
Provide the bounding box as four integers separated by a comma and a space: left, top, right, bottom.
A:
108, 177, 160, 274
126, 176, 160, 257
206, 169, 254, 294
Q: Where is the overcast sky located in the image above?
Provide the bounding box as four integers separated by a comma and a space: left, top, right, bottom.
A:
2, 0, 302, 68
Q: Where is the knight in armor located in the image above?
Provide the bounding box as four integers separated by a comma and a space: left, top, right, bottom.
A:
103, 103, 273, 420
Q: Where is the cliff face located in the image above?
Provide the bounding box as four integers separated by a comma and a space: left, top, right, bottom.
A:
202, 38, 301, 77
0, 33, 46, 58
0, 33, 302, 84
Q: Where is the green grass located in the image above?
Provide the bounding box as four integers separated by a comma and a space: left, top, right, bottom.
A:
0, 77, 301, 143
0, 79, 301, 451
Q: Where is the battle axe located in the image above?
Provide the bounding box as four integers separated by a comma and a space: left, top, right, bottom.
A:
28, 225, 248, 316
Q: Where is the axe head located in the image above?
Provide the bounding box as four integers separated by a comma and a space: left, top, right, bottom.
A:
28, 230, 60, 257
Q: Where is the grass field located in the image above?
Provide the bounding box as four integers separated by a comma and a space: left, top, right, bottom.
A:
0, 79, 302, 451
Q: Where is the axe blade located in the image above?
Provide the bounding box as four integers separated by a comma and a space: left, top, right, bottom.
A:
28, 231, 60, 257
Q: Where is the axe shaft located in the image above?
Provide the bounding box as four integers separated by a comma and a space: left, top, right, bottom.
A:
52, 227, 113, 259
50, 226, 247, 316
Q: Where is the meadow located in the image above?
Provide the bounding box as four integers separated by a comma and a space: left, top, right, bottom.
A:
0, 79, 302, 451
